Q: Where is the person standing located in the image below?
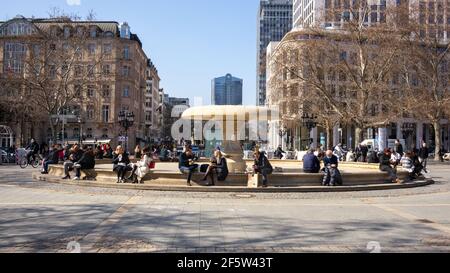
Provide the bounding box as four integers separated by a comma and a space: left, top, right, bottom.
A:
418, 143, 429, 173
253, 150, 273, 188
394, 139, 404, 157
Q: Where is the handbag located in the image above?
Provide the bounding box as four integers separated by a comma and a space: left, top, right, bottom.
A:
148, 161, 156, 169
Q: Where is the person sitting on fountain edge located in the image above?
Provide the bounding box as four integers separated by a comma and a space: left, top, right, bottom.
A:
322, 150, 342, 186
379, 148, 401, 184
179, 145, 199, 187
253, 150, 273, 188
303, 149, 321, 174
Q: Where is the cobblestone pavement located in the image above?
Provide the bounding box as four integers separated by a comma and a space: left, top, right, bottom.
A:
0, 163, 449, 253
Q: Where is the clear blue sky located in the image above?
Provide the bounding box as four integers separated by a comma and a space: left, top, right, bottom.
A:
2, 0, 260, 105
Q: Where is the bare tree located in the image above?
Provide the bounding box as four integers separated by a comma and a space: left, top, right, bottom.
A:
267, 3, 407, 148
0, 10, 106, 143
397, 3, 450, 159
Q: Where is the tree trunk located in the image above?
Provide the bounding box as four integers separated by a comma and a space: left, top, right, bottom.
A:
326, 126, 332, 150
355, 127, 363, 147
433, 121, 442, 161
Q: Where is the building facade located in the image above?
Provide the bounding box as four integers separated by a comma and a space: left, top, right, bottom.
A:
0, 16, 156, 150
211, 73, 243, 105
293, 0, 399, 29
257, 0, 293, 106
145, 60, 164, 142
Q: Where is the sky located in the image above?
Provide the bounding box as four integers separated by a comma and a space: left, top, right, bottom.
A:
2, 0, 260, 105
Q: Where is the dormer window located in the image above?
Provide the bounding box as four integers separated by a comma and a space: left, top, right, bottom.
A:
64, 27, 71, 38
90, 27, 97, 38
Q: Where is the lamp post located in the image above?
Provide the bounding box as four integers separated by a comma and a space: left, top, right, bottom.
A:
118, 111, 135, 152
401, 122, 416, 149
77, 115, 83, 145
302, 113, 318, 146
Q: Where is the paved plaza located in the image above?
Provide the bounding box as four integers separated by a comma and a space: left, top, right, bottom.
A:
0, 163, 450, 253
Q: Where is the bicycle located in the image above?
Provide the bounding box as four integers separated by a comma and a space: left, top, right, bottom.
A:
19, 151, 43, 169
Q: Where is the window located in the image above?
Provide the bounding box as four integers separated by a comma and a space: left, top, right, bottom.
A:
122, 66, 130, 77
102, 64, 111, 75
102, 105, 110, 123
124, 46, 130, 59
74, 65, 82, 77
123, 86, 130, 97
3, 42, 26, 74
103, 44, 112, 56
87, 85, 95, 97
86, 128, 93, 138
87, 64, 95, 77
74, 84, 82, 97
102, 85, 111, 97
90, 27, 97, 38
87, 106, 94, 120
88, 44, 96, 55
64, 27, 71, 38
49, 65, 57, 79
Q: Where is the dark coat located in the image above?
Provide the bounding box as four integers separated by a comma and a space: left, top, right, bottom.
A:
379, 153, 392, 169
112, 153, 130, 171
26, 142, 40, 154
323, 155, 339, 168
178, 152, 197, 169
254, 154, 273, 173
394, 143, 404, 155
418, 148, 429, 159
69, 150, 84, 163
77, 151, 96, 169
46, 149, 60, 163
216, 157, 229, 181
303, 153, 321, 173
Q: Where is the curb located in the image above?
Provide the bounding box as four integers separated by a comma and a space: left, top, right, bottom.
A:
32, 173, 434, 193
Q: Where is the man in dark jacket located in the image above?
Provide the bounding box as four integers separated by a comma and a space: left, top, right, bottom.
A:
73, 146, 96, 180
25, 138, 40, 163
274, 146, 285, 159
394, 139, 404, 156
322, 150, 341, 186
418, 143, 429, 173
179, 146, 199, 186
253, 150, 273, 187
379, 148, 399, 183
303, 149, 321, 173
41, 144, 60, 174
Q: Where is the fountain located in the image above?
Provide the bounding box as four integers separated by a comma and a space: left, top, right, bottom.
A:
181, 105, 278, 173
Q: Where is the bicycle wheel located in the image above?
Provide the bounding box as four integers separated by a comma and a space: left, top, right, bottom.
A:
31, 158, 41, 168
19, 158, 28, 169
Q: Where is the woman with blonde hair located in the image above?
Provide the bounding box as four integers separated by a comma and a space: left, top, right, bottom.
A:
112, 145, 131, 183
201, 149, 228, 186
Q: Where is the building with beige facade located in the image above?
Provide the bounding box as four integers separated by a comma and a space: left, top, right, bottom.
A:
0, 16, 159, 150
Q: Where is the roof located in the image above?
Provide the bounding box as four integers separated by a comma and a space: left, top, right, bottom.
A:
32, 20, 120, 35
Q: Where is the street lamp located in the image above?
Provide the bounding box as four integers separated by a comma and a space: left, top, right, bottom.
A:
118, 111, 135, 152
302, 113, 318, 146
77, 115, 83, 145
401, 123, 415, 148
